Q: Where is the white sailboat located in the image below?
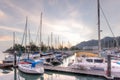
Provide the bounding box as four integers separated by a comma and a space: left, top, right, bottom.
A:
18, 15, 44, 74
18, 59, 44, 74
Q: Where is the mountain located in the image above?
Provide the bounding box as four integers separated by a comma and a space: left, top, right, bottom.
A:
74, 36, 120, 49
76, 39, 98, 49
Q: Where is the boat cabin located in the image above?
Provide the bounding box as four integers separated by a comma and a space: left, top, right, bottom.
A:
76, 57, 105, 64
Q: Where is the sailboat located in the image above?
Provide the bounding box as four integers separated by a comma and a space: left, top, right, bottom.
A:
18, 58, 44, 74
18, 15, 44, 74
69, 0, 120, 74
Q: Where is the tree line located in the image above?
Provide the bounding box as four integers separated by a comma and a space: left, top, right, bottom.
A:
4, 42, 73, 54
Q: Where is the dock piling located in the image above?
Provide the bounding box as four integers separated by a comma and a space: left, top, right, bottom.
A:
14, 51, 17, 80
106, 55, 112, 79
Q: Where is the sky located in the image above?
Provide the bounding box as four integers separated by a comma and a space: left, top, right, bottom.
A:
0, 0, 120, 51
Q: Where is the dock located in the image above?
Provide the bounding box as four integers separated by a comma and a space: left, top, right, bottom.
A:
44, 65, 120, 80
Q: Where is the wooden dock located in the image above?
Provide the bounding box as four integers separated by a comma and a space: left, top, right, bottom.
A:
44, 65, 120, 80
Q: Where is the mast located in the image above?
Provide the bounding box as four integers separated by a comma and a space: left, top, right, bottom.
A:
97, 0, 101, 56
55, 37, 57, 50
48, 36, 50, 51
68, 41, 70, 50
28, 29, 31, 46
13, 32, 15, 50
28, 29, 31, 59
58, 36, 59, 49
13, 32, 17, 80
51, 32, 53, 50
39, 12, 42, 54
62, 41, 63, 52
25, 16, 28, 53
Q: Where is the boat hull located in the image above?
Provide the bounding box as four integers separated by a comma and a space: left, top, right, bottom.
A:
70, 59, 120, 73
18, 64, 44, 74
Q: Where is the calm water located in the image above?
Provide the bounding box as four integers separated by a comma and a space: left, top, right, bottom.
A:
0, 52, 106, 80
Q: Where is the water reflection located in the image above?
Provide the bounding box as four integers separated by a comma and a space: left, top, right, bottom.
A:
18, 71, 44, 80
44, 71, 106, 80
1, 67, 13, 74
44, 71, 76, 80
11, 70, 106, 80
0, 67, 106, 80
14, 67, 17, 80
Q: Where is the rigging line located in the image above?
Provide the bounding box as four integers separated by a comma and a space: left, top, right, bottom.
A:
21, 17, 28, 46
29, 29, 33, 43
21, 25, 26, 46
35, 24, 40, 45
100, 6, 119, 47
100, 6, 115, 37
28, 29, 32, 44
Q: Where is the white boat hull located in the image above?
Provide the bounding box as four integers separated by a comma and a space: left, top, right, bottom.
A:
18, 64, 44, 74
69, 57, 120, 73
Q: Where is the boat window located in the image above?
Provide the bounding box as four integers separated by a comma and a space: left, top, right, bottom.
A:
86, 59, 93, 62
94, 59, 103, 63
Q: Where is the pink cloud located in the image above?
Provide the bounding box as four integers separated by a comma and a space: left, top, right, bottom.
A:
0, 36, 12, 41
0, 26, 23, 32
0, 10, 7, 18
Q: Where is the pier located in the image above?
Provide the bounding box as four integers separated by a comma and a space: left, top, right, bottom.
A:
44, 65, 120, 80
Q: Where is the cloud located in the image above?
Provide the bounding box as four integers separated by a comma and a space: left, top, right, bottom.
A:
48, 0, 58, 6
0, 10, 6, 18
69, 10, 80, 18
0, 26, 23, 33
0, 25, 37, 36
39, 17, 94, 45
3, 0, 29, 17
0, 35, 12, 41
